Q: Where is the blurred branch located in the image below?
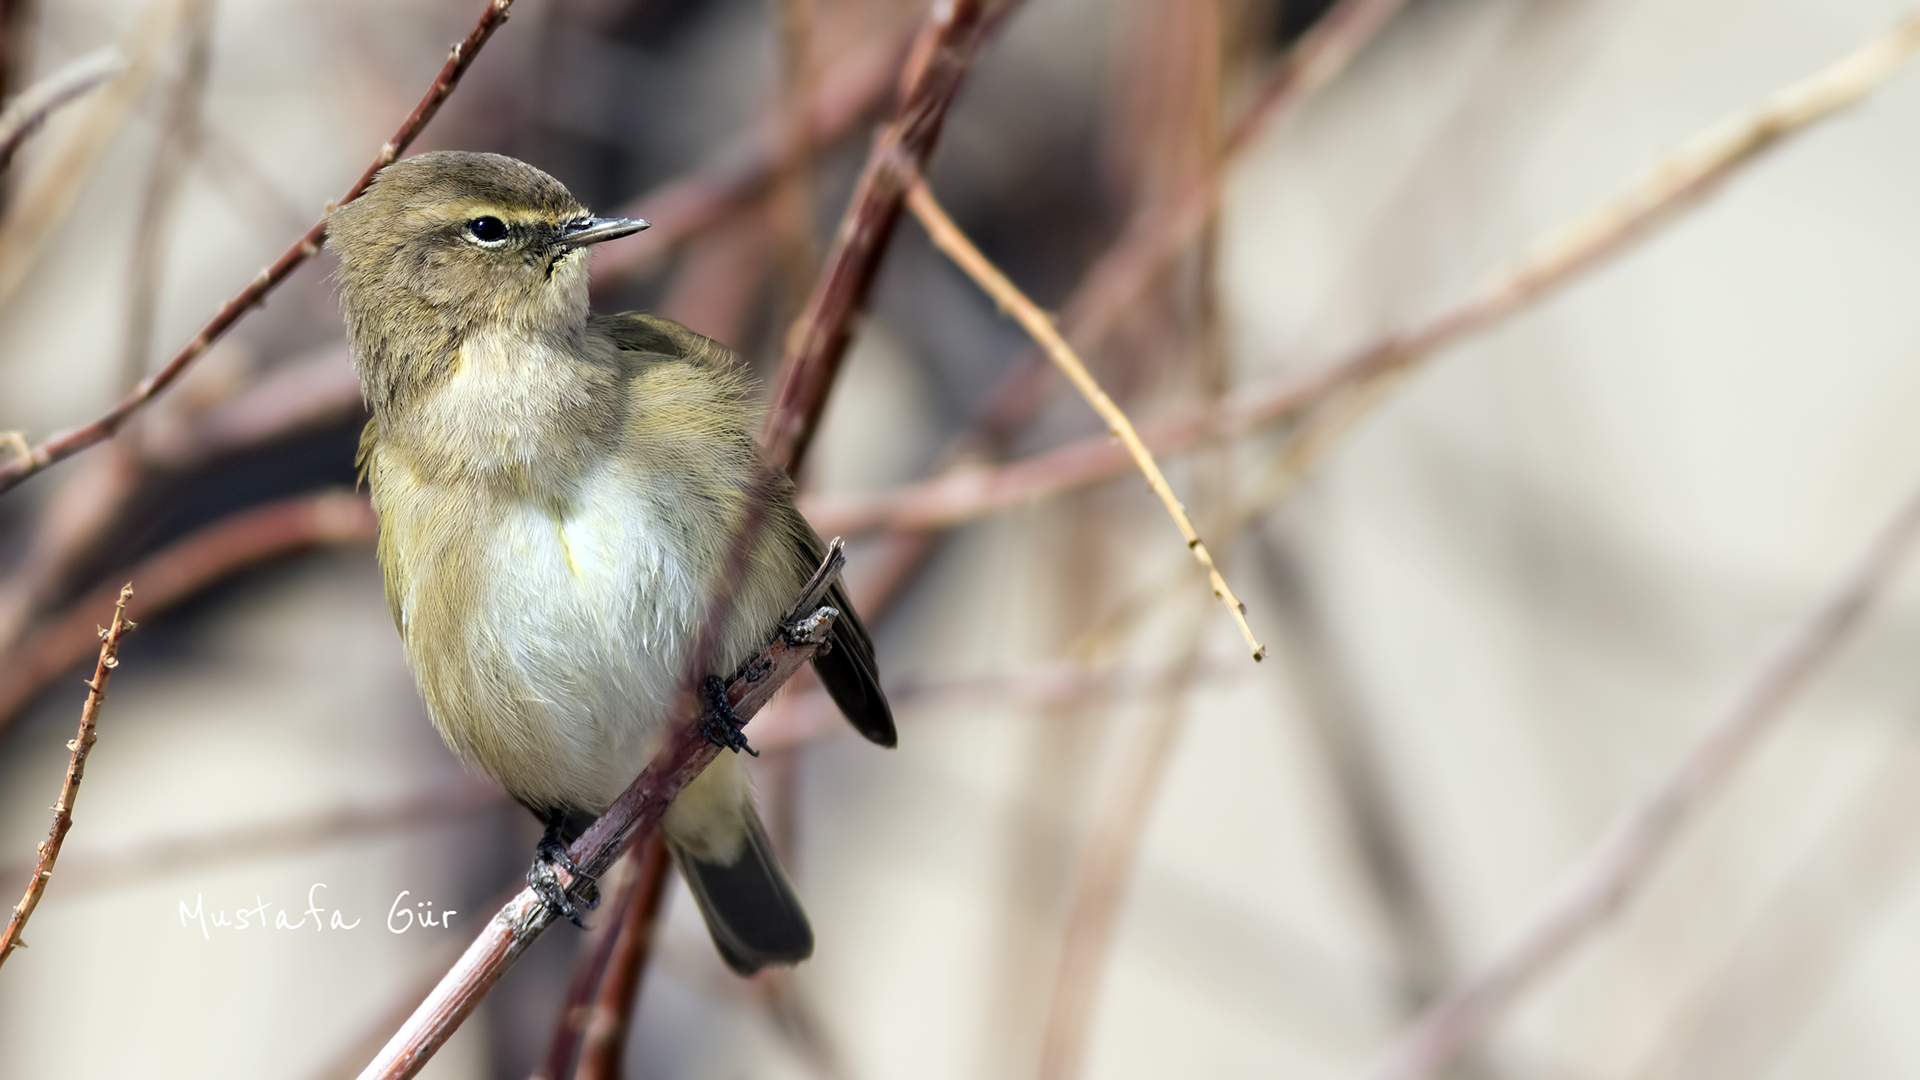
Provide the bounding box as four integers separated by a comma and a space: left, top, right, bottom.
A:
589, 23, 912, 292
971, 0, 1408, 442
0, 45, 126, 173
573, 834, 672, 1080
1361, 471, 1920, 1080
353, 589, 841, 1079
800, 0, 1405, 637
0, 491, 377, 730
805, 9, 1920, 539
0, 0, 519, 498
760, 0, 1028, 476
533, 847, 643, 1080
906, 175, 1266, 661
1037, 614, 1209, 1080
0, 583, 132, 970
0, 777, 504, 896
120, 0, 214, 390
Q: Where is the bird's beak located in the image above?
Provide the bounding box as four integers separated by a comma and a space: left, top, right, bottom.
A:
560, 216, 650, 247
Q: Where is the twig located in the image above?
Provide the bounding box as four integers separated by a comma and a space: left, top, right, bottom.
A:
0, 45, 126, 173
1036, 615, 1210, 1080
0, 778, 504, 896
532, 848, 644, 1080
0, 491, 377, 731
1360, 471, 1920, 1080
759, 0, 1027, 476
968, 0, 1408, 443
905, 177, 1265, 661
573, 835, 673, 1080
804, 9, 1920, 540
0, 0, 518, 498
0, 582, 133, 969
120, 0, 213, 390
588, 23, 912, 292
353, 583, 842, 1079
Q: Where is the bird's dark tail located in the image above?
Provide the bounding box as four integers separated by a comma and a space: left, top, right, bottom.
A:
668, 808, 813, 976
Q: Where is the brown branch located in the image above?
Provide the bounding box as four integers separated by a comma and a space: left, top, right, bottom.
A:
0, 0, 519, 498
0, 45, 125, 173
353, 569, 843, 1079
789, 0, 1405, 639
759, 0, 1027, 476
905, 176, 1265, 661
0, 582, 133, 969
0, 778, 504, 897
532, 848, 644, 1080
573, 834, 672, 1080
0, 491, 377, 731
803, 9, 1920, 540
1360, 470, 1920, 1080
969, 0, 1408, 443
588, 23, 912, 292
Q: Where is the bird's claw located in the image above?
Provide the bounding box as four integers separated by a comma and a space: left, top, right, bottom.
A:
528, 834, 599, 928
699, 674, 758, 757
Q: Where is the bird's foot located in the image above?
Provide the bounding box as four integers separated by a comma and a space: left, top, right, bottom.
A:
527, 829, 599, 928
698, 674, 759, 757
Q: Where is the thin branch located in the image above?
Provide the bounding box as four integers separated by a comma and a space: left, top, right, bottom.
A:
0, 778, 505, 896
805, 9, 1920, 540
906, 176, 1265, 660
532, 848, 645, 1080
0, 0, 518, 498
759, 0, 1027, 476
0, 582, 133, 969
0, 491, 377, 731
1037, 624, 1209, 1080
353, 588, 842, 1079
969, 0, 1408, 443
120, 0, 213, 391
0, 45, 125, 173
1361, 471, 1920, 1080
588, 22, 912, 292
573, 834, 673, 1080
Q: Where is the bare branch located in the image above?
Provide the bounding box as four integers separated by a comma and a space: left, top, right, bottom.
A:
0, 46, 126, 173
589, 21, 910, 292
0, 492, 377, 731
573, 835, 673, 1080
0, 0, 519, 498
759, 0, 1028, 476
352, 596, 840, 1079
1360, 471, 1920, 1080
804, 10, 1920, 540
0, 583, 133, 969
906, 176, 1265, 661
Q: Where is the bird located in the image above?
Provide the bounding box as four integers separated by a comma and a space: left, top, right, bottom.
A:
327, 150, 894, 975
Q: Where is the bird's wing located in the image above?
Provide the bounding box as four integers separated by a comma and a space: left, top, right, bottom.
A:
593, 311, 898, 748
788, 517, 897, 747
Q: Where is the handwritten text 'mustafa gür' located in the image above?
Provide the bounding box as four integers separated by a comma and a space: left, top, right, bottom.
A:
178, 884, 458, 939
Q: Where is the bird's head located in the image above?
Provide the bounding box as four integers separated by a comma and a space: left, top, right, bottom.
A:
328, 150, 647, 406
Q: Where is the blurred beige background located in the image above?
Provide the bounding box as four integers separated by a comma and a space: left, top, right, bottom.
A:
4, 0, 1920, 1078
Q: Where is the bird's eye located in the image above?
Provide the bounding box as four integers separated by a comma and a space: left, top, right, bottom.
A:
466, 216, 508, 242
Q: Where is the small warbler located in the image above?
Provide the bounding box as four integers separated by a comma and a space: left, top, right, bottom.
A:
328, 151, 894, 975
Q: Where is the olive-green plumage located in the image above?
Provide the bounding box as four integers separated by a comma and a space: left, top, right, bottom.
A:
328, 150, 893, 975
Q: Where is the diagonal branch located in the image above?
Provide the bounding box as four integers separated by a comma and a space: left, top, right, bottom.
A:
905, 176, 1265, 661
0, 0, 519, 498
805, 9, 1920, 540
0, 491, 377, 732
353, 560, 844, 1080
0, 46, 127, 173
1360, 472, 1920, 1080
0, 583, 134, 969
759, 0, 1028, 476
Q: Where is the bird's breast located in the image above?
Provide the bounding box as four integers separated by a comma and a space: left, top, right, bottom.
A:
375, 457, 714, 812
